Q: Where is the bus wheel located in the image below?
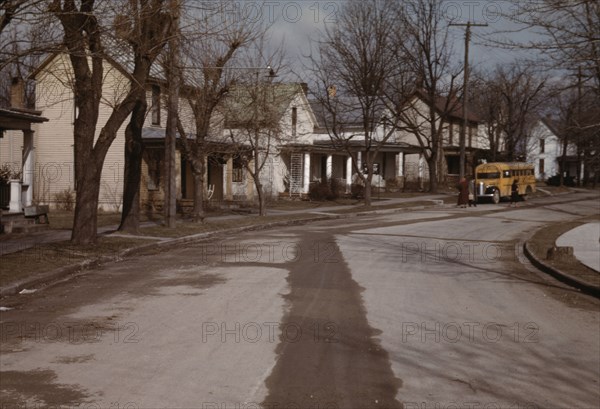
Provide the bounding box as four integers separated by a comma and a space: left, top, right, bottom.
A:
524, 186, 533, 201
492, 190, 500, 204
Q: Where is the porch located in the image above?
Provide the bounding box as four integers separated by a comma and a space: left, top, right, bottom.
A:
0, 107, 49, 233
281, 142, 419, 197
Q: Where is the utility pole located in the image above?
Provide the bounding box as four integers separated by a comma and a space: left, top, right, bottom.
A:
164, 0, 180, 228
450, 21, 487, 180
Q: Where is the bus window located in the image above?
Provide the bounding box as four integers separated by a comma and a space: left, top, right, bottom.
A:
477, 172, 501, 179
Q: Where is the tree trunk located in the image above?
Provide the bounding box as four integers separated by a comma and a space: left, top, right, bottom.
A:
364, 171, 373, 207
119, 98, 147, 234
71, 163, 102, 245
560, 137, 568, 186
192, 159, 205, 223
437, 146, 446, 186
582, 146, 591, 186
256, 182, 267, 216
428, 157, 438, 193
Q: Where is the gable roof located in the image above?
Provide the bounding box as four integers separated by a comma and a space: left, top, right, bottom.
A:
309, 97, 390, 132
30, 37, 166, 85
539, 115, 562, 137
224, 83, 307, 128
414, 89, 481, 124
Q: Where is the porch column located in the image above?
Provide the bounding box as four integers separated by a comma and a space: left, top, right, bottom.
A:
9, 180, 22, 213
326, 154, 333, 180
356, 151, 362, 173
224, 156, 233, 201
303, 153, 311, 194
396, 152, 404, 177
22, 130, 35, 206
346, 155, 352, 192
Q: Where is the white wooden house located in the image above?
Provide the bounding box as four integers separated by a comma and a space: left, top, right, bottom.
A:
1, 50, 484, 213
528, 117, 580, 181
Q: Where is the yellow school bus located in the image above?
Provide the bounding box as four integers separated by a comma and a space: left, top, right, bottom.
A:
475, 162, 536, 204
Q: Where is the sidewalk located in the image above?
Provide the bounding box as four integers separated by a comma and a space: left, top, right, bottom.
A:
524, 220, 600, 298
556, 222, 600, 273
0, 195, 449, 256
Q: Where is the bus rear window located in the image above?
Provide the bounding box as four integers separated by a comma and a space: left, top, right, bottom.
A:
477, 172, 501, 179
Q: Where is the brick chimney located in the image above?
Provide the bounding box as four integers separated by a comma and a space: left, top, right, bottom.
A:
10, 77, 25, 109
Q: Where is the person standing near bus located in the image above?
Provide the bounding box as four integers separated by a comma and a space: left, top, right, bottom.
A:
457, 178, 469, 208
510, 179, 519, 207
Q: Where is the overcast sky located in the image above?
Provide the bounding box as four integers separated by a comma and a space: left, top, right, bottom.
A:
245, 0, 541, 78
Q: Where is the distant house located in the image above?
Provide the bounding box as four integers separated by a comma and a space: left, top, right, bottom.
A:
0, 49, 485, 213
0, 53, 129, 211
528, 117, 580, 181
0, 52, 327, 209
398, 90, 482, 186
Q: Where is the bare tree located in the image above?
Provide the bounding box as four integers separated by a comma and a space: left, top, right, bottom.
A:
469, 63, 547, 162
175, 3, 264, 222
0, 27, 38, 108
493, 62, 547, 161
116, 0, 171, 234
391, 0, 463, 192
470, 69, 504, 162
308, 0, 404, 206
46, 0, 176, 244
0, 1, 58, 71
550, 86, 600, 186
1, 3, 54, 107
223, 47, 288, 216
500, 1, 600, 95
0, 0, 31, 35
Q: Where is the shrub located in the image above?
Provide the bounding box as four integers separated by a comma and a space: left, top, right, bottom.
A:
351, 183, 364, 199
0, 164, 21, 184
546, 174, 576, 187
54, 188, 75, 211
308, 180, 331, 201
328, 178, 344, 200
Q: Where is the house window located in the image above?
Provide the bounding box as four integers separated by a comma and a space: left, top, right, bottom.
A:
540, 138, 545, 153
151, 85, 161, 126
446, 156, 460, 175
232, 156, 244, 183
539, 159, 545, 175
291, 107, 297, 137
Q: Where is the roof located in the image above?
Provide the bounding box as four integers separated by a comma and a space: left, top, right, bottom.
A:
540, 115, 561, 137
30, 37, 167, 84
308, 89, 482, 132
282, 140, 421, 154
0, 108, 49, 131
309, 97, 389, 131
224, 83, 306, 128
414, 89, 481, 123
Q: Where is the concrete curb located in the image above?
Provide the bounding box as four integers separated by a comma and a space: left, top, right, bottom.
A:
0, 202, 451, 297
523, 241, 600, 299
